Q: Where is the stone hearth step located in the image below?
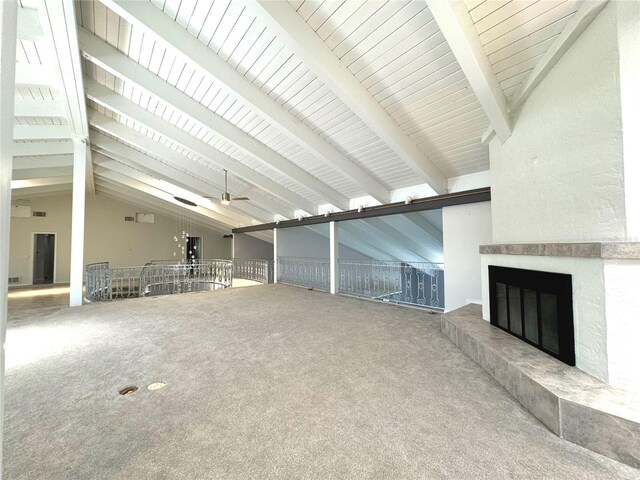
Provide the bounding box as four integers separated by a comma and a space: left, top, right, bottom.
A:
442, 304, 640, 469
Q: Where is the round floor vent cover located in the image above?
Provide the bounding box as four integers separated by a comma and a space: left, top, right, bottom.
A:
147, 382, 166, 391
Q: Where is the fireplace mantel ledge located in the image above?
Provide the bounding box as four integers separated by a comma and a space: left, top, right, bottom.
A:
479, 242, 640, 259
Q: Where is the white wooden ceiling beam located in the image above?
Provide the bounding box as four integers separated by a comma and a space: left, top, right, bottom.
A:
37, 0, 94, 193
11, 175, 72, 189
93, 167, 243, 230
404, 212, 443, 244
91, 144, 273, 223
13, 124, 71, 140
14, 63, 55, 88
426, 0, 511, 143
12, 140, 73, 156
340, 222, 413, 262
510, 1, 609, 112
305, 224, 395, 262
347, 221, 432, 263
11, 183, 73, 198
250, 0, 448, 195
14, 97, 65, 118
94, 180, 230, 236
93, 153, 257, 226
97, 0, 390, 204
90, 137, 273, 224
369, 217, 441, 262
85, 78, 317, 214
17, 7, 43, 41
480, 126, 495, 145
12, 154, 72, 170
88, 113, 292, 219
78, 28, 350, 211
12, 166, 71, 180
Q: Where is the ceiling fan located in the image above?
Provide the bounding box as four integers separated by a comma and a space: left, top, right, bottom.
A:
208, 169, 249, 205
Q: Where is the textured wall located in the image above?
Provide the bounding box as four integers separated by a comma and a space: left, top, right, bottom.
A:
617, 1, 640, 240
490, 2, 625, 243
481, 254, 608, 383
604, 260, 640, 391
9, 193, 231, 285
443, 201, 492, 313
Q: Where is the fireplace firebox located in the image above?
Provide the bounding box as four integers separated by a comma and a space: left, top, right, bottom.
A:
488, 266, 575, 365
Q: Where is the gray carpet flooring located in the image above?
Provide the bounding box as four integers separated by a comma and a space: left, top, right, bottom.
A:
4, 285, 639, 479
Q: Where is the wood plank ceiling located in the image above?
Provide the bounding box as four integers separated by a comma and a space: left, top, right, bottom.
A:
11, 0, 592, 233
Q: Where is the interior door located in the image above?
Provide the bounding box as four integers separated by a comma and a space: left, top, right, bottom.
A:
33, 234, 55, 284
186, 237, 202, 263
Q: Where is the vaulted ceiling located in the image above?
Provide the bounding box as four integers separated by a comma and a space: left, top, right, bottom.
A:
11, 0, 599, 236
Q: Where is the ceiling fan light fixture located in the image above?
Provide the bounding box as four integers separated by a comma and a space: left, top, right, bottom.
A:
221, 192, 231, 205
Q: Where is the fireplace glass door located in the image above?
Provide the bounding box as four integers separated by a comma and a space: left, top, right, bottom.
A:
489, 266, 575, 365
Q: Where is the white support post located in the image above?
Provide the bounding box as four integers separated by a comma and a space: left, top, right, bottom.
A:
0, 1, 18, 471
231, 234, 235, 260
69, 137, 87, 306
273, 228, 278, 284
330, 221, 339, 294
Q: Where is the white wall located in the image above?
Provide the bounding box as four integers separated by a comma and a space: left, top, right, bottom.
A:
617, 1, 640, 240
481, 254, 608, 384
447, 171, 490, 193
10, 194, 72, 284
480, 2, 640, 391
489, 2, 627, 243
603, 260, 640, 391
442, 201, 492, 312
9, 193, 231, 285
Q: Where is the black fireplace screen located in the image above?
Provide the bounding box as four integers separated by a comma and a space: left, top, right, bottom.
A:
489, 266, 575, 365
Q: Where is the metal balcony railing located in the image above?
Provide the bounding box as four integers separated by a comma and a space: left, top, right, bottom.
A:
86, 257, 442, 311
232, 259, 274, 284
85, 260, 233, 302
277, 256, 330, 291
338, 260, 444, 310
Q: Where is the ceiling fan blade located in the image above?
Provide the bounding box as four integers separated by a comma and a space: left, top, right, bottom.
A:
231, 196, 250, 201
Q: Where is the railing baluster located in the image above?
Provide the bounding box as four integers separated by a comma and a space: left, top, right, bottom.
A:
336, 260, 444, 311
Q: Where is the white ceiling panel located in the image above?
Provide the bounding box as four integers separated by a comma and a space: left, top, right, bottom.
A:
465, 0, 583, 103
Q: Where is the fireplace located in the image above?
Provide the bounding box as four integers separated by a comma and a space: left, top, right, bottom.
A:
488, 266, 575, 365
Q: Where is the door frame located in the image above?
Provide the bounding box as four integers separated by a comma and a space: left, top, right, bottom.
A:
31, 232, 58, 285
186, 236, 203, 262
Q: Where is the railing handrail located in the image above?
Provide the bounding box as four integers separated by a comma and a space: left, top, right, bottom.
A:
148, 258, 235, 265
85, 259, 235, 302
232, 258, 274, 284
337, 259, 443, 266
278, 256, 330, 262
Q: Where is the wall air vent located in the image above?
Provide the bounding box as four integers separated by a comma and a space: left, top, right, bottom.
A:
8, 277, 20, 284
124, 216, 135, 222
32, 211, 46, 217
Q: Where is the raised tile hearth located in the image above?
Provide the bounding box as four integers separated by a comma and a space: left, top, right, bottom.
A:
442, 304, 640, 468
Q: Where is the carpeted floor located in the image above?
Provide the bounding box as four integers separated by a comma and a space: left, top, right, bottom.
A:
4, 285, 639, 479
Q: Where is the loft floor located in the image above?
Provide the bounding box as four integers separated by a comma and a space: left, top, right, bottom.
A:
4, 285, 639, 479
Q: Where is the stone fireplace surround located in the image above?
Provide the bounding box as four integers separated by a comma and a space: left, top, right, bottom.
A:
440, 242, 640, 468
480, 242, 640, 393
